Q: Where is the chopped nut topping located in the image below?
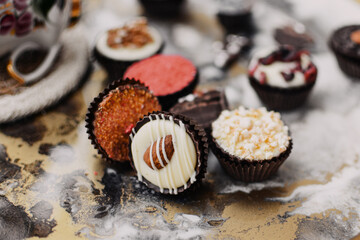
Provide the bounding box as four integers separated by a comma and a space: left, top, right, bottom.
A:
212, 107, 290, 160
107, 19, 154, 49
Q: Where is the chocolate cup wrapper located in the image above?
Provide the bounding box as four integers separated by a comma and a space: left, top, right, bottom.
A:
249, 77, 315, 111
217, 11, 254, 35
139, 0, 185, 17
128, 111, 208, 195
93, 42, 164, 82
332, 50, 360, 79
211, 138, 292, 182
85, 78, 154, 162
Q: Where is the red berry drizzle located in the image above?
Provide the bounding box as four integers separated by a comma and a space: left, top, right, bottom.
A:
124, 123, 134, 134
259, 72, 267, 84
249, 45, 316, 84
304, 63, 317, 84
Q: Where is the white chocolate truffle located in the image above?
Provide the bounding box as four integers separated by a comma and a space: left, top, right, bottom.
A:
130, 114, 198, 195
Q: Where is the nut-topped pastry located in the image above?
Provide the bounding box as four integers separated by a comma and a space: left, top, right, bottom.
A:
248, 45, 317, 110
85, 79, 161, 162
330, 25, 360, 79
211, 107, 292, 182
94, 18, 164, 81
129, 112, 208, 194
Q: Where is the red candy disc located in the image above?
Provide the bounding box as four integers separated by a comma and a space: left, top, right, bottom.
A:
124, 55, 197, 96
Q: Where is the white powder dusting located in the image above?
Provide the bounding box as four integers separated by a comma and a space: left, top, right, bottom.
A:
49, 144, 75, 164
46, 122, 99, 175
81, 207, 208, 240
273, 163, 360, 217
221, 180, 284, 194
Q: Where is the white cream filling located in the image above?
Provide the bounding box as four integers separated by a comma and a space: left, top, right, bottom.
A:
249, 48, 312, 88
95, 27, 162, 61
130, 115, 197, 194
212, 107, 290, 160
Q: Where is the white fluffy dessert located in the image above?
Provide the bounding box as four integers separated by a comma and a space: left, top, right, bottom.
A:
248, 48, 312, 88
130, 114, 198, 195
212, 106, 290, 160
95, 20, 163, 62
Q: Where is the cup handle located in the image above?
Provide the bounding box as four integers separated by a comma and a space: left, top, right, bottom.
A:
7, 42, 61, 85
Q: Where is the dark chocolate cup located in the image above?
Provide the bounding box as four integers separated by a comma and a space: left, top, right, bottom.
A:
329, 25, 360, 79
217, 11, 255, 35
157, 70, 199, 111
249, 77, 316, 111
85, 78, 160, 162
138, 0, 185, 18
331, 49, 360, 79
93, 42, 165, 82
211, 137, 292, 182
129, 111, 208, 195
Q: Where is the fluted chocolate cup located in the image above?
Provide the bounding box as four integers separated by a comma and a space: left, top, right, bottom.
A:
331, 50, 360, 79
211, 138, 292, 182
138, 0, 185, 18
329, 25, 360, 79
249, 77, 315, 111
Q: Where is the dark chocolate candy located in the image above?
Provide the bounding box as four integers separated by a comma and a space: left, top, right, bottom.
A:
138, 0, 185, 18
169, 90, 229, 131
274, 25, 314, 50
330, 25, 360, 79
330, 25, 360, 59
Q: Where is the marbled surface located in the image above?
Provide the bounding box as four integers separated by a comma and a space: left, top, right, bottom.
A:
1, 0, 360, 239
